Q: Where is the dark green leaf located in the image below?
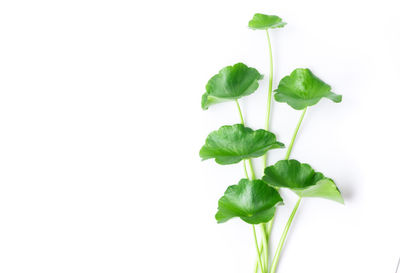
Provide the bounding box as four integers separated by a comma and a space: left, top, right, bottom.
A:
248, 13, 287, 30
274, 68, 342, 110
200, 124, 284, 165
216, 179, 283, 224
201, 63, 263, 110
263, 160, 343, 203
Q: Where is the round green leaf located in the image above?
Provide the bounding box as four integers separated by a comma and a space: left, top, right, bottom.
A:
274, 68, 342, 110
262, 160, 343, 203
248, 13, 287, 30
216, 179, 283, 224
199, 124, 284, 165
201, 63, 263, 110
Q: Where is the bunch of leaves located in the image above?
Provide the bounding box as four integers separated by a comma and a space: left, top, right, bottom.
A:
200, 12, 344, 273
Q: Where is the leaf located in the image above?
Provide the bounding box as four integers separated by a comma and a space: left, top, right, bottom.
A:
274, 68, 342, 110
199, 124, 284, 165
262, 160, 343, 203
293, 178, 344, 204
216, 179, 283, 224
201, 63, 263, 110
248, 13, 287, 30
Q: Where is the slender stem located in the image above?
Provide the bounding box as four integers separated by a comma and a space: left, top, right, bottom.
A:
253, 241, 264, 273
260, 224, 269, 272
252, 225, 264, 273
264, 30, 274, 132
260, 36, 277, 269
235, 99, 245, 125
269, 198, 302, 273
248, 159, 256, 180
262, 29, 274, 168
285, 108, 307, 160
266, 217, 274, 236
265, 216, 274, 260
243, 161, 249, 179
396, 257, 400, 273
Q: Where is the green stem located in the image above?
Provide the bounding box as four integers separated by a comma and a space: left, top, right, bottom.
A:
248, 159, 256, 180
285, 108, 307, 160
269, 198, 302, 273
266, 217, 274, 236
243, 161, 249, 179
265, 216, 274, 259
252, 225, 264, 273
253, 241, 264, 273
260, 224, 269, 272
235, 99, 245, 125
264, 30, 274, 132
262, 29, 274, 168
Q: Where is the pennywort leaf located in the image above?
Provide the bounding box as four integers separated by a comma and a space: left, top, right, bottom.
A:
274, 68, 342, 110
216, 179, 283, 224
201, 63, 263, 110
199, 124, 284, 165
263, 159, 343, 203
248, 14, 287, 30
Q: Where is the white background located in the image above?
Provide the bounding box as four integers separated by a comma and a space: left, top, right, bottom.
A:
0, 0, 399, 272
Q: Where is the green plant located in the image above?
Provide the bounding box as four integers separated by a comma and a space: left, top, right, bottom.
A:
200, 13, 343, 273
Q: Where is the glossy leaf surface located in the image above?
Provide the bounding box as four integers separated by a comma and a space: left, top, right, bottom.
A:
201, 63, 263, 110
248, 13, 286, 30
263, 160, 343, 203
216, 179, 283, 224
200, 124, 284, 165
274, 68, 342, 110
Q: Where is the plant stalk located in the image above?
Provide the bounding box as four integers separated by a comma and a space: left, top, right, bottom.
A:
269, 198, 302, 273
243, 160, 249, 179
248, 159, 256, 180
266, 218, 274, 236
260, 29, 276, 273
252, 225, 264, 273
265, 217, 274, 259
253, 241, 264, 273
285, 108, 307, 160
262, 29, 274, 168
235, 99, 245, 125
260, 223, 269, 271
